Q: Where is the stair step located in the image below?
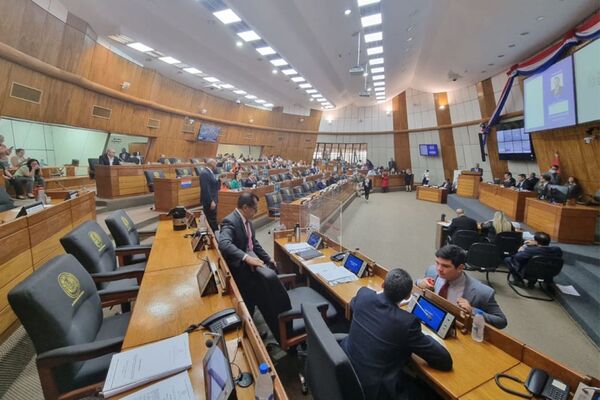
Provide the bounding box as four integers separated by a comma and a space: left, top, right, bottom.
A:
554, 286, 600, 347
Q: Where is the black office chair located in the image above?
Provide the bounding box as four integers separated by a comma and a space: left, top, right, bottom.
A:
175, 167, 193, 177
279, 173, 288, 182
104, 210, 154, 265
451, 230, 481, 251
168, 157, 179, 164
265, 192, 282, 218
465, 243, 502, 286
8, 254, 134, 400
292, 185, 305, 199
302, 182, 312, 193
87, 158, 99, 179
271, 174, 281, 183
494, 231, 523, 258
286, 172, 294, 180
302, 304, 364, 400
508, 256, 564, 301
143, 169, 165, 193
280, 187, 295, 203
0, 187, 15, 212
193, 166, 204, 176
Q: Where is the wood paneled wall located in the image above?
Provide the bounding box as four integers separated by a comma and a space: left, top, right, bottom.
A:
477, 79, 509, 179
0, 0, 320, 162
434, 92, 458, 179
392, 92, 411, 170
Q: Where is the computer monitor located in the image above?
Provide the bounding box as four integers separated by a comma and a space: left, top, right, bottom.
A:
306, 232, 322, 249
203, 335, 236, 400
71, 159, 80, 166
342, 253, 367, 278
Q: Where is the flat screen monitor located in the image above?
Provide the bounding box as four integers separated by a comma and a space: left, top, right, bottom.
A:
198, 124, 221, 142
419, 144, 439, 157
496, 126, 535, 161
574, 39, 600, 124
524, 56, 576, 132
342, 253, 367, 277
202, 336, 235, 400
306, 232, 322, 249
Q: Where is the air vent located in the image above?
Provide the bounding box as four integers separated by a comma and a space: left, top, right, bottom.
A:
147, 118, 160, 129
10, 82, 42, 104
182, 124, 196, 133
91, 105, 112, 119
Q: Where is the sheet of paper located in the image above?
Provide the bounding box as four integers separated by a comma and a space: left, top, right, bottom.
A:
556, 284, 580, 296
305, 261, 337, 274
318, 267, 358, 285
102, 333, 192, 398
121, 371, 194, 400
284, 242, 311, 253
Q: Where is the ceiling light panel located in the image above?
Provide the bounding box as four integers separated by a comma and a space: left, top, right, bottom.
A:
270, 58, 288, 66
255, 99, 266, 103
127, 42, 153, 52
256, 46, 276, 56
364, 31, 382, 43
361, 13, 382, 28
234, 90, 247, 94
291, 76, 306, 82
372, 74, 385, 81
183, 67, 202, 74
213, 9, 241, 24
370, 67, 384, 73
306, 89, 317, 93
374, 87, 385, 92
282, 68, 297, 75
159, 56, 181, 64
358, 0, 380, 6
369, 58, 384, 65
220, 84, 234, 89
237, 30, 261, 42
312, 94, 323, 98
373, 81, 385, 86
298, 83, 312, 88
203, 77, 220, 83
367, 46, 383, 55
245, 94, 257, 99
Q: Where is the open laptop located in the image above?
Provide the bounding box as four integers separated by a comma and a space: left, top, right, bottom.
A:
296, 231, 324, 261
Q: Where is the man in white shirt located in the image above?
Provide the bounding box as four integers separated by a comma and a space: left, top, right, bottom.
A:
99, 148, 121, 166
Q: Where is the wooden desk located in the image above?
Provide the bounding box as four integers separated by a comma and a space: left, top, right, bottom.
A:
457, 171, 481, 198
372, 174, 405, 190
435, 221, 451, 249
217, 185, 274, 222
40, 166, 76, 179
459, 363, 530, 400
479, 183, 536, 221
153, 177, 201, 212
45, 176, 90, 190
524, 198, 598, 244
417, 186, 448, 203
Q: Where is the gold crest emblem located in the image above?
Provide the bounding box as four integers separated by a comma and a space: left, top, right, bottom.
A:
58, 272, 85, 306
88, 231, 106, 252
120, 216, 130, 229
153, 171, 160, 178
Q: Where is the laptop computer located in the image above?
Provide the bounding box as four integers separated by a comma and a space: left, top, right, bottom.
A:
296, 231, 324, 261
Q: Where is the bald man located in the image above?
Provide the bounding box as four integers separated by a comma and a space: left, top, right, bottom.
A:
446, 208, 478, 239
199, 158, 220, 231
99, 148, 121, 166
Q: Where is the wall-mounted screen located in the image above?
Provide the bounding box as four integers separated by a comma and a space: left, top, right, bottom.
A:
419, 144, 438, 157
524, 56, 576, 133
198, 124, 220, 142
497, 127, 535, 161
574, 39, 600, 124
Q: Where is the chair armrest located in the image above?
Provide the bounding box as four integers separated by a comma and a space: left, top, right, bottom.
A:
279, 302, 328, 321
36, 337, 124, 368
91, 265, 145, 284
115, 245, 152, 257
137, 230, 156, 240
277, 273, 297, 288
98, 286, 139, 307
333, 333, 348, 344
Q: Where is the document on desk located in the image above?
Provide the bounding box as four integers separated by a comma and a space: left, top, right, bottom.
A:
318, 266, 358, 285
101, 333, 192, 398
305, 261, 337, 275
284, 242, 311, 253
121, 371, 194, 400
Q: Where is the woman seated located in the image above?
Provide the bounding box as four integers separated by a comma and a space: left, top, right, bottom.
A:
13, 159, 45, 199
481, 211, 515, 242
229, 172, 242, 191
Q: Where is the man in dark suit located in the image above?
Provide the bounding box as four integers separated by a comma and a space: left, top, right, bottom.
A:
98, 148, 121, 166
537, 175, 552, 200
515, 174, 527, 190
341, 268, 452, 400
118, 147, 130, 161
446, 208, 478, 239
417, 245, 507, 329
218, 192, 275, 314
470, 163, 483, 173
523, 172, 539, 191
502, 172, 516, 188
199, 159, 220, 231
504, 232, 563, 282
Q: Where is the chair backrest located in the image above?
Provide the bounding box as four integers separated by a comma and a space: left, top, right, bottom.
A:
105, 209, 139, 247
143, 170, 165, 192
175, 168, 193, 177
292, 185, 305, 198
286, 172, 293, 180
278, 173, 288, 182
494, 231, 523, 257
60, 221, 117, 287
265, 192, 282, 210
168, 157, 179, 164
271, 174, 281, 183
87, 158, 99, 178
302, 304, 365, 400
280, 187, 295, 202
306, 180, 316, 191
452, 230, 480, 250
8, 254, 102, 391
524, 256, 564, 281
302, 182, 312, 193
0, 187, 15, 212
194, 166, 204, 176
254, 267, 292, 342
466, 242, 501, 271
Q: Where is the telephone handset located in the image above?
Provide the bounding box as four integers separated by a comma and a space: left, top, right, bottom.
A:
526, 368, 569, 400
200, 307, 241, 333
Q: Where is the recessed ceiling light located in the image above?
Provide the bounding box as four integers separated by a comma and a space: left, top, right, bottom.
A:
236, 40, 243, 47
372, 74, 385, 81
508, 44, 516, 48
358, 0, 380, 6
264, 103, 273, 107
255, 99, 266, 104
234, 90, 247, 95
270, 58, 288, 66
361, 13, 382, 28
237, 30, 261, 42
344, 9, 352, 16
312, 94, 323, 98
183, 67, 202, 74
299, 83, 312, 88
159, 56, 181, 64
373, 81, 385, 86
367, 46, 383, 55
291, 76, 306, 82
520, 32, 529, 36
374, 87, 385, 92
371, 67, 384, 73
213, 9, 241, 24
364, 31, 383, 43
245, 94, 257, 99
127, 42, 153, 52
536, 16, 544, 21
369, 57, 384, 65
306, 89, 317, 93
220, 84, 234, 89
272, 69, 278, 74
309, 98, 314, 102
203, 77, 220, 83
257, 46, 276, 56
282, 68, 297, 75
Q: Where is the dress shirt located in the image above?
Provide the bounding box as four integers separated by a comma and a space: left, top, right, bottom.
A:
236, 209, 253, 261
434, 272, 466, 304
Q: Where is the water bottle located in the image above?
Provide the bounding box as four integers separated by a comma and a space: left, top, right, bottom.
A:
440, 213, 446, 222
255, 362, 274, 400
294, 223, 301, 242
471, 310, 485, 343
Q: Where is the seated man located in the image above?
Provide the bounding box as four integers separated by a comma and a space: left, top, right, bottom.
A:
118, 147, 130, 161
523, 172, 539, 191
537, 175, 552, 200
514, 174, 527, 190
341, 268, 452, 400
446, 208, 478, 239
502, 172, 516, 188
98, 148, 121, 166
416, 245, 507, 329
504, 232, 563, 283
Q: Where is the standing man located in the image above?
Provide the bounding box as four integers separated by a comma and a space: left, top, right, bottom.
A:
218, 192, 275, 315
470, 163, 483, 174
199, 159, 220, 232
98, 148, 121, 166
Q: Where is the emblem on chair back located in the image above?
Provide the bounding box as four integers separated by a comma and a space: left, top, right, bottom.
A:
153, 171, 160, 178
58, 272, 85, 306
88, 231, 106, 252
121, 216, 132, 231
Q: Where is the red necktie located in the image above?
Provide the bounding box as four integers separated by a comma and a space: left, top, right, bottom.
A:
245, 220, 254, 252
438, 282, 449, 299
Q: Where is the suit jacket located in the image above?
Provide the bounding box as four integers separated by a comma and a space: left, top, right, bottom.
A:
341, 288, 451, 400
502, 177, 516, 188
218, 210, 271, 272
423, 266, 507, 329
447, 215, 478, 237
199, 167, 219, 206
504, 245, 563, 277
523, 177, 538, 191
98, 154, 121, 166
515, 180, 525, 190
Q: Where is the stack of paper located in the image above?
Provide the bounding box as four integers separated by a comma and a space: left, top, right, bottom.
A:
284, 242, 312, 253
309, 262, 357, 286
101, 333, 192, 398
121, 371, 194, 400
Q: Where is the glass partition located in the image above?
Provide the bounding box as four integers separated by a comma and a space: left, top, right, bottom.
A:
217, 144, 262, 159
107, 133, 149, 163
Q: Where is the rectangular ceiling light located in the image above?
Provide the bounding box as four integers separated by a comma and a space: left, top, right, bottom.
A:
234, 90, 247, 94
358, 0, 380, 6
220, 84, 234, 89
374, 86, 385, 91
291, 76, 305, 82
213, 9, 241, 24
317, 98, 327, 102
370, 66, 384, 73
364, 31, 383, 43
312, 94, 323, 98
377, 100, 385, 103
127, 42, 154, 52
183, 67, 202, 74
270, 58, 288, 66
264, 103, 273, 107
306, 89, 317, 93
256, 46, 276, 56
369, 57, 384, 65
255, 99, 266, 103
237, 30, 261, 42
245, 94, 257, 99
367, 46, 383, 56
159, 56, 181, 64
282, 68, 297, 75
373, 81, 385, 86
298, 83, 312, 88
372, 74, 385, 81
203, 77, 220, 83
361, 13, 382, 28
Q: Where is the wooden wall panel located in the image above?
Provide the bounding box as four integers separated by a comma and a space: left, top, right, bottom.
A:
392, 92, 411, 170
477, 79, 508, 179
434, 92, 458, 180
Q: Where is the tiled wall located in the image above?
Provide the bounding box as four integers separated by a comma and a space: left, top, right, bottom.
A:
318, 102, 393, 133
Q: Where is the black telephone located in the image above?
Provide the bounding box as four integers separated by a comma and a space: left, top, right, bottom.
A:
200, 308, 241, 333
526, 368, 570, 400
330, 251, 346, 262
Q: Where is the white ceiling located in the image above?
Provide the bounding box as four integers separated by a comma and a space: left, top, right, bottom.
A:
58, 0, 597, 112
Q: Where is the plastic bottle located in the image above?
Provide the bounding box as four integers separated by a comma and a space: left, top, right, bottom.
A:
255, 362, 274, 400
294, 223, 301, 242
471, 310, 485, 342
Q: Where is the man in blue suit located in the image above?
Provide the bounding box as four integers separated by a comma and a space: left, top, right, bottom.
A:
417, 245, 508, 329
199, 159, 220, 231
504, 231, 563, 282
341, 268, 452, 400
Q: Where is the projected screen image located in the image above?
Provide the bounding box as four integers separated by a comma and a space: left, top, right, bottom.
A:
412, 297, 446, 332
524, 56, 576, 132
575, 39, 600, 124
198, 124, 221, 142
419, 144, 439, 156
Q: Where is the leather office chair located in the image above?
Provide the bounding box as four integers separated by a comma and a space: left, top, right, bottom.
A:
265, 192, 282, 218
292, 185, 305, 199
254, 266, 337, 350
175, 167, 193, 177
302, 182, 312, 193
280, 187, 295, 203
465, 243, 502, 286
143, 170, 165, 193
451, 230, 481, 251
104, 210, 154, 265
168, 157, 179, 164
278, 173, 288, 182
302, 304, 364, 400
508, 256, 564, 301
494, 231, 523, 258
271, 174, 281, 183
193, 166, 204, 176
87, 158, 99, 179
8, 254, 134, 400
